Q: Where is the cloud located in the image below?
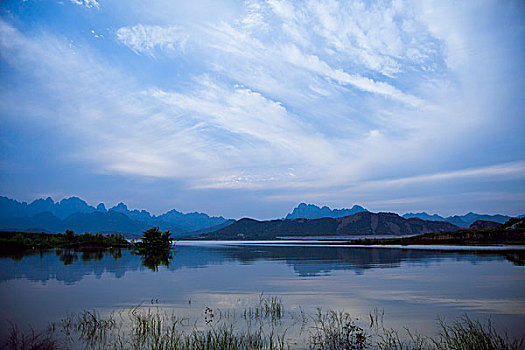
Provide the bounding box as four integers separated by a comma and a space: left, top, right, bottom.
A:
146, 79, 345, 188
70, 0, 99, 9
114, 0, 429, 106
280, 45, 423, 106
0, 19, 343, 189
116, 24, 188, 55
365, 161, 525, 188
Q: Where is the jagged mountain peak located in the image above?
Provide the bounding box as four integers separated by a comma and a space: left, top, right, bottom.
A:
111, 202, 129, 212
285, 203, 368, 220
0, 195, 230, 236
96, 203, 107, 212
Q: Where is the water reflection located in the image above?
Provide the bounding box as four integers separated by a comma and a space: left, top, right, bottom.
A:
0, 248, 137, 284
185, 244, 525, 276
1, 243, 524, 341
0, 244, 523, 284
136, 249, 173, 271
55, 248, 124, 266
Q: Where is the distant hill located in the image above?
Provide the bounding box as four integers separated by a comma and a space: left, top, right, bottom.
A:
287, 204, 514, 228
155, 209, 229, 232
0, 196, 97, 220
402, 212, 512, 228
469, 220, 502, 230
285, 203, 368, 219
1, 195, 518, 236
0, 212, 63, 233
0, 196, 229, 235
402, 212, 446, 222
199, 212, 459, 240
0, 210, 150, 234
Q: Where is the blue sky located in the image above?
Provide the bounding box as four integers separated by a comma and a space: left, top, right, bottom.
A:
1, 0, 524, 219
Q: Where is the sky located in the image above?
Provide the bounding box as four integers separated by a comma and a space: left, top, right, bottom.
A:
0, 0, 524, 219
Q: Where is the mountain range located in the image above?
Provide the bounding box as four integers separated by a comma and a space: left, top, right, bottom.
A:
287, 203, 513, 228
0, 196, 230, 236
285, 203, 368, 219
0, 195, 518, 236
401, 212, 511, 228
199, 212, 460, 240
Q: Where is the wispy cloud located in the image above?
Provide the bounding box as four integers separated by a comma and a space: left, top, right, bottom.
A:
280, 45, 422, 106
116, 24, 188, 56
115, 0, 431, 106
0, 19, 341, 187
364, 161, 525, 188
70, 0, 99, 9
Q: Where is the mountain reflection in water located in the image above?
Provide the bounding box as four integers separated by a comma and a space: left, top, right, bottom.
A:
0, 244, 523, 283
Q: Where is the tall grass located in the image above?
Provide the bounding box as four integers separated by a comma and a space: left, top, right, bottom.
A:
56, 301, 288, 350
309, 308, 368, 350
433, 316, 524, 350
3, 299, 524, 350
374, 315, 525, 350
6, 322, 60, 350
243, 294, 284, 324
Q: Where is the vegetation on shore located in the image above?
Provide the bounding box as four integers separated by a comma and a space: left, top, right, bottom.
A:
4, 296, 523, 350
0, 229, 130, 251
341, 226, 525, 246
0, 226, 176, 252
0, 227, 175, 271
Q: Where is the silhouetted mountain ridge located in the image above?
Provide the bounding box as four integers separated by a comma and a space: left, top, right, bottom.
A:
1, 196, 520, 236
200, 211, 460, 240
402, 211, 512, 227
0, 196, 228, 235
286, 203, 516, 228
285, 203, 368, 219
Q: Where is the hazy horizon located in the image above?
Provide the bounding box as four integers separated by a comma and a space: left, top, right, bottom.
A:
1, 0, 524, 220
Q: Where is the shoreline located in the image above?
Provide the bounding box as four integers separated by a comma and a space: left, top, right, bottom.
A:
175, 239, 525, 251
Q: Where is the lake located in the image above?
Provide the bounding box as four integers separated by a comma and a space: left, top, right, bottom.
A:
1, 241, 524, 347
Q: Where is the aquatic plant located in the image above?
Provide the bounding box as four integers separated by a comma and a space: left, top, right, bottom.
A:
433, 316, 524, 350
6, 322, 59, 350
243, 294, 284, 324
3, 300, 524, 350
308, 308, 368, 350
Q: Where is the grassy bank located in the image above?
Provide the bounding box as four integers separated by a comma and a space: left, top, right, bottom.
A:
3, 296, 523, 350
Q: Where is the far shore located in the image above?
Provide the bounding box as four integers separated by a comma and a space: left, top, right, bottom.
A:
3, 226, 524, 252
178, 226, 525, 248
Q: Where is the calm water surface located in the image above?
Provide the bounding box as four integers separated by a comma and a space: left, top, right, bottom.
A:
1, 242, 524, 342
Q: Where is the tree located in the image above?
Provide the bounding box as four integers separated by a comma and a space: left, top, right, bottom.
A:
134, 227, 174, 271
136, 227, 173, 252
65, 229, 75, 240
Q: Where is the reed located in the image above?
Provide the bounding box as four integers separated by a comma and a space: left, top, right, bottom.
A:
308, 308, 368, 350
433, 315, 524, 350
3, 300, 524, 350
243, 294, 284, 324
